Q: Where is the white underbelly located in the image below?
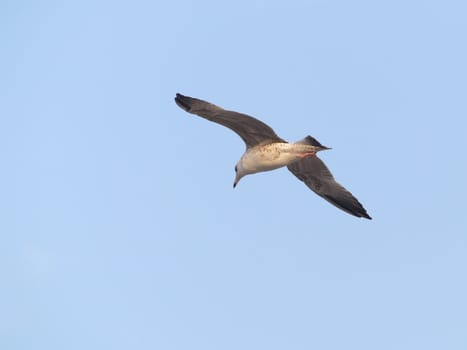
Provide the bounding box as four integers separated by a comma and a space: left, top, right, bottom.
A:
241, 143, 305, 173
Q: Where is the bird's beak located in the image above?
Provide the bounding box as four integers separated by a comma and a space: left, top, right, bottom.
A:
233, 174, 240, 188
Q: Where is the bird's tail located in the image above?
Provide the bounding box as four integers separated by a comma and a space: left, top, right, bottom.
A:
293, 135, 331, 152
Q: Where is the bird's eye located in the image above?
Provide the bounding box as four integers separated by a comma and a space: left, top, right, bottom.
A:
235, 166, 237, 172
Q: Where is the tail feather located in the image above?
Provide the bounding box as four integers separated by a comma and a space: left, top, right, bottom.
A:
294, 135, 331, 151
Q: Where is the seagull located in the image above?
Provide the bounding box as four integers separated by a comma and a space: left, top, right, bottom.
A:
175, 93, 371, 219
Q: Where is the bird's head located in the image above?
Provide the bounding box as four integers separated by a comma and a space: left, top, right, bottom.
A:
233, 162, 246, 188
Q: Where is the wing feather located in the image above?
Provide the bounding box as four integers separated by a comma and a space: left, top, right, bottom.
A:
175, 93, 285, 148
288, 156, 372, 219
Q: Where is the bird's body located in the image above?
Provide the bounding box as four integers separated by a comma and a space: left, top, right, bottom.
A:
174, 93, 372, 219
238, 142, 323, 175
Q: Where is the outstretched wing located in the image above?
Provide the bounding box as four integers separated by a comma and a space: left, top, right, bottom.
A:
175, 93, 285, 148
288, 156, 372, 219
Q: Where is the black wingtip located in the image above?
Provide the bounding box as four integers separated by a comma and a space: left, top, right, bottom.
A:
354, 208, 372, 220
350, 205, 372, 220
174, 93, 191, 112
347, 208, 372, 220
321, 193, 372, 220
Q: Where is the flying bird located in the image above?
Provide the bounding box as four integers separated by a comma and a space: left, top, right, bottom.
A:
175, 93, 371, 219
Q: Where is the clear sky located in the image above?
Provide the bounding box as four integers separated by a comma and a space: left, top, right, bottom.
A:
2, 0, 467, 349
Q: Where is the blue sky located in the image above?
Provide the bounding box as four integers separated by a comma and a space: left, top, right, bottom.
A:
2, 0, 467, 349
